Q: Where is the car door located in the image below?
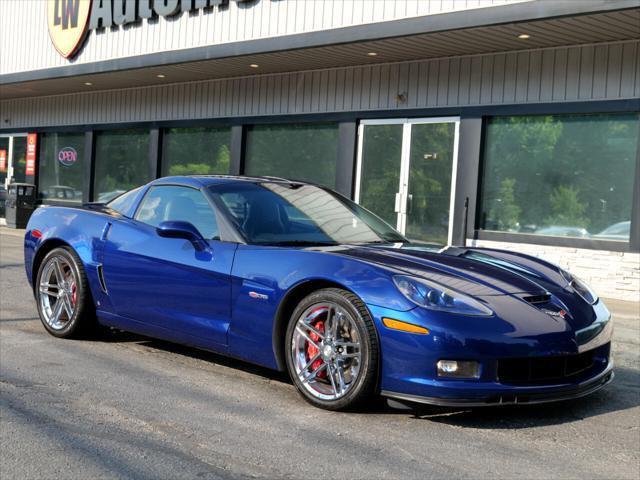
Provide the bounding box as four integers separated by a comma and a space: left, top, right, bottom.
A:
101, 184, 235, 346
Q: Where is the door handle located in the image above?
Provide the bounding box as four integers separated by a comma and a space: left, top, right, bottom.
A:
396, 193, 412, 214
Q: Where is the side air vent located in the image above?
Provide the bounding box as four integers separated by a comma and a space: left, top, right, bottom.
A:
523, 294, 551, 304
97, 265, 108, 294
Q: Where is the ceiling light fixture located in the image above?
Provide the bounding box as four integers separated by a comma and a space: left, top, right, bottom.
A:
157, 74, 166, 78
84, 82, 93, 86
249, 64, 259, 68
367, 52, 378, 56
518, 34, 530, 39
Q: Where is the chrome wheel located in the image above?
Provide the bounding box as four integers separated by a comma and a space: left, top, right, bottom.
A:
38, 255, 77, 331
291, 302, 362, 401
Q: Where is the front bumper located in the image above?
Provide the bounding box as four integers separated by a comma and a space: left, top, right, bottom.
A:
369, 298, 613, 407
382, 360, 614, 407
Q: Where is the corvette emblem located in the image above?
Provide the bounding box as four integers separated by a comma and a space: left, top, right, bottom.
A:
47, 0, 92, 59
249, 291, 269, 300
543, 308, 567, 319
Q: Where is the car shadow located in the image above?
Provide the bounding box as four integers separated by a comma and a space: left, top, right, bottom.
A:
99, 328, 639, 429
100, 328, 289, 383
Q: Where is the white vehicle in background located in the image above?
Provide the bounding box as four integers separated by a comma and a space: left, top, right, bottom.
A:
593, 221, 631, 241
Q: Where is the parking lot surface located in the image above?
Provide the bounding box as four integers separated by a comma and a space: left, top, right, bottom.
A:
1, 228, 639, 479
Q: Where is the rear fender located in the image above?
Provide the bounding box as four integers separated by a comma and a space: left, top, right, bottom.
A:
25, 206, 115, 307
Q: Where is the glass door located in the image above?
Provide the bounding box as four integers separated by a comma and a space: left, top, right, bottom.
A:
355, 118, 459, 245
0, 134, 28, 189
0, 137, 8, 189
0, 137, 8, 219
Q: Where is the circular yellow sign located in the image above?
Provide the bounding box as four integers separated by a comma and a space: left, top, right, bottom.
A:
47, 0, 92, 59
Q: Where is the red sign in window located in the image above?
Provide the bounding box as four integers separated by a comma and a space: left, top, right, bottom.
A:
26, 133, 37, 176
0, 149, 6, 172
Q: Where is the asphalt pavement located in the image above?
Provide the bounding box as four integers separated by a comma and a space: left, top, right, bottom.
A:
1, 228, 639, 479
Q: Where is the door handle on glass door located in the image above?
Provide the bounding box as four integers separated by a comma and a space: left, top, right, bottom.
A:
407, 194, 413, 214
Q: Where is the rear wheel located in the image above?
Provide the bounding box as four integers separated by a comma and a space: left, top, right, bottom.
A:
35, 247, 96, 338
285, 288, 379, 410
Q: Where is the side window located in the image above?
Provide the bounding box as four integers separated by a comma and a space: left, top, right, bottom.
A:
135, 186, 219, 240
106, 186, 143, 216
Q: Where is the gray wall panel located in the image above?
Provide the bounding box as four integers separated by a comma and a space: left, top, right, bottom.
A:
593, 44, 609, 98
579, 45, 595, 100
607, 42, 623, 99
469, 56, 483, 104
540, 49, 555, 102
2, 40, 638, 130
527, 50, 542, 101
458, 57, 471, 105
514, 50, 529, 102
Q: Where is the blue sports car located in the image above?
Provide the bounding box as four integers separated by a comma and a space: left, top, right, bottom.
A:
24, 176, 613, 410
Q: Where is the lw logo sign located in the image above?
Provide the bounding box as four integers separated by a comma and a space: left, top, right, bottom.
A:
47, 0, 260, 60
47, 0, 92, 59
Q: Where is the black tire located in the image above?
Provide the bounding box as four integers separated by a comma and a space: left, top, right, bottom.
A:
285, 288, 379, 411
35, 246, 97, 338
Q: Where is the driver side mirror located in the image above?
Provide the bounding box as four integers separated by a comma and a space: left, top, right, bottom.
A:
157, 221, 209, 252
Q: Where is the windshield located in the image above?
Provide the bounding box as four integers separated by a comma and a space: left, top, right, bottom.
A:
209, 182, 406, 245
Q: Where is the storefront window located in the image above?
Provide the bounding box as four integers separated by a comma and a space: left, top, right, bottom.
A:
38, 132, 86, 203
479, 113, 639, 241
244, 123, 338, 187
162, 127, 231, 176
94, 129, 151, 202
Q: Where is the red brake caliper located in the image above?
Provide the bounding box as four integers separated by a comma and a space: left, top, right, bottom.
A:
71, 282, 77, 306
305, 309, 327, 379
66, 273, 77, 306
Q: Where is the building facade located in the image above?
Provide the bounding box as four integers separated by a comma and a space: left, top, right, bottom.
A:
1, 0, 639, 301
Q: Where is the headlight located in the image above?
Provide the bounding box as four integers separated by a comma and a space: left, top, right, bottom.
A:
393, 275, 493, 316
560, 270, 598, 305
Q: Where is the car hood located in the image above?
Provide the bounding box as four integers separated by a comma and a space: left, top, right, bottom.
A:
329, 244, 607, 338
333, 244, 566, 297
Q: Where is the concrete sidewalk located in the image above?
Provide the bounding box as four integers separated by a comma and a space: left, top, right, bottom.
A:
0, 225, 24, 237
0, 227, 26, 237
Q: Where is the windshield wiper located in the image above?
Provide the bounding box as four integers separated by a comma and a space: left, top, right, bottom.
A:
354, 238, 406, 245
256, 240, 339, 247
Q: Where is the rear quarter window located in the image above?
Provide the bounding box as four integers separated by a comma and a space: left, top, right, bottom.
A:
107, 187, 143, 217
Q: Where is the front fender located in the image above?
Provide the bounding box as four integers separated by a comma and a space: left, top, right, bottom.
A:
227, 245, 414, 369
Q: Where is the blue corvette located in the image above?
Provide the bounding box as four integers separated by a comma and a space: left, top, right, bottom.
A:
24, 175, 613, 410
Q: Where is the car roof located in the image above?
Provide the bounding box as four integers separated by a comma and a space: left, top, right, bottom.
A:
149, 175, 312, 188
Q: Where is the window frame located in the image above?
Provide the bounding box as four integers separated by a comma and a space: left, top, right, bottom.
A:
92, 128, 154, 204
472, 112, 640, 253
243, 121, 340, 188
161, 126, 232, 177
37, 132, 87, 206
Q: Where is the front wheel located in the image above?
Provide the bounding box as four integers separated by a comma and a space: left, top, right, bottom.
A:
285, 288, 379, 410
35, 247, 96, 338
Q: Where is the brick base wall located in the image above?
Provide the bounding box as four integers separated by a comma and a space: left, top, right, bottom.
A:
469, 240, 640, 303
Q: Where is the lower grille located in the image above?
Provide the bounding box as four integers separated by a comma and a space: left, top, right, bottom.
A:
497, 345, 608, 385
